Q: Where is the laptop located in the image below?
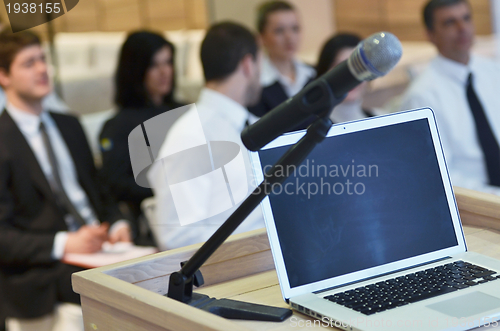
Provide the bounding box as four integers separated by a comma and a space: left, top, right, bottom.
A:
249, 108, 500, 330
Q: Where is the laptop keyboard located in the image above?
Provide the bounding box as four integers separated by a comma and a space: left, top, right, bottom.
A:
324, 260, 499, 315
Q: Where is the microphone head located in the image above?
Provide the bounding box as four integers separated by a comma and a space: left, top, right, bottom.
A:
348, 32, 403, 81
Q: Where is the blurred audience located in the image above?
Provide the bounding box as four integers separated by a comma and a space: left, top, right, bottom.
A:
147, 22, 265, 250
0, 30, 130, 331
248, 0, 315, 129
400, 0, 500, 195
316, 33, 379, 123
99, 31, 184, 241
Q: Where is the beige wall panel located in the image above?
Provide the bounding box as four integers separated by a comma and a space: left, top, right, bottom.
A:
59, 0, 100, 32
334, 0, 387, 38
335, 0, 493, 41
335, 0, 384, 21
335, 22, 388, 39
384, 0, 426, 41
471, 0, 492, 35
288, 0, 335, 61
100, 0, 142, 31
0, 5, 8, 28
146, 0, 186, 20
149, 17, 189, 31
388, 23, 427, 41
384, 0, 425, 23
186, 0, 208, 28
51, 15, 67, 32
0, 0, 208, 36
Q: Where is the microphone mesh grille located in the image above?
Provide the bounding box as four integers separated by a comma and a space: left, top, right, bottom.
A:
348, 32, 403, 81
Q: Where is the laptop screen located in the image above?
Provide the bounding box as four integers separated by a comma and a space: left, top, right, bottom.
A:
257, 118, 458, 289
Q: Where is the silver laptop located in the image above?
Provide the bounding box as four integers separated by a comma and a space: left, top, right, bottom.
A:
249, 108, 500, 331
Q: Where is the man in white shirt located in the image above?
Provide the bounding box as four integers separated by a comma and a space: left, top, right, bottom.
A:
147, 22, 265, 250
400, 0, 500, 195
0, 30, 130, 331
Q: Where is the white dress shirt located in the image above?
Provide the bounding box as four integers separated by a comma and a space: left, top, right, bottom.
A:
147, 88, 265, 250
260, 55, 316, 97
400, 54, 500, 195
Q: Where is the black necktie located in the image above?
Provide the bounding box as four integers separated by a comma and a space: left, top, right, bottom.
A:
466, 73, 500, 186
39, 121, 86, 230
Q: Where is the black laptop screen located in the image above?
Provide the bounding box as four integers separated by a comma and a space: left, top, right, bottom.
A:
258, 118, 458, 288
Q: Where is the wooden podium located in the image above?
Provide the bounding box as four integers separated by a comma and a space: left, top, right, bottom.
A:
72, 187, 500, 331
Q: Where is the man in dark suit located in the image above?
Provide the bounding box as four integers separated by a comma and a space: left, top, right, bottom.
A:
0, 31, 131, 331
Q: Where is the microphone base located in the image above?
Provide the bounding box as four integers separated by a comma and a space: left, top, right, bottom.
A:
186, 292, 293, 321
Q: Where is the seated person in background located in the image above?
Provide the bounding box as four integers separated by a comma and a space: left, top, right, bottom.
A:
99, 31, 184, 238
400, 0, 500, 195
248, 0, 315, 128
316, 33, 379, 123
147, 22, 265, 250
0, 30, 131, 331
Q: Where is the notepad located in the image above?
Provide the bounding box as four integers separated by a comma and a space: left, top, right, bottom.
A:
63, 242, 157, 268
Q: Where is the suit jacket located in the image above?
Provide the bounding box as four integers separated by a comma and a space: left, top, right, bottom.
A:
0, 110, 122, 319
248, 78, 317, 131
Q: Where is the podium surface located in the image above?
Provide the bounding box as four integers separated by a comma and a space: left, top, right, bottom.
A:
73, 187, 500, 330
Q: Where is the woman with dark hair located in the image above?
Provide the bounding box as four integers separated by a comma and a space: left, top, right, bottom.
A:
99, 31, 183, 239
316, 33, 378, 123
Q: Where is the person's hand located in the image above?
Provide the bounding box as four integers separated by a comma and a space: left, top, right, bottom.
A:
64, 223, 109, 254
108, 223, 132, 244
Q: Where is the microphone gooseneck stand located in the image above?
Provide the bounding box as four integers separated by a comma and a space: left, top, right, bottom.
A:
165, 31, 402, 321
167, 79, 341, 321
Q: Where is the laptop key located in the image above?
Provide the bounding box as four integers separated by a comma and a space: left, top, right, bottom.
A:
454, 283, 469, 289
474, 271, 496, 278
360, 307, 378, 315
353, 305, 369, 312
405, 287, 457, 304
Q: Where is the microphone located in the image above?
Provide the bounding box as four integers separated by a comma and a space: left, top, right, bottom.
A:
241, 31, 403, 151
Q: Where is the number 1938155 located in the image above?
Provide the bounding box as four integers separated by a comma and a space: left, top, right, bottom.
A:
6, 2, 61, 14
